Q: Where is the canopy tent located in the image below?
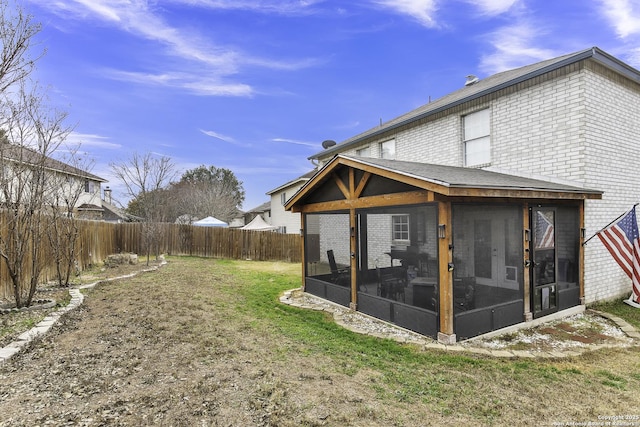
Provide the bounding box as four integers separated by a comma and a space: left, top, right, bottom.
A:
241, 215, 278, 231
192, 216, 228, 227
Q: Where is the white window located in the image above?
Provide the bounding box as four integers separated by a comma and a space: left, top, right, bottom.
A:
380, 140, 396, 159
463, 109, 491, 166
281, 192, 287, 205
392, 214, 410, 244
356, 146, 371, 157
84, 179, 95, 193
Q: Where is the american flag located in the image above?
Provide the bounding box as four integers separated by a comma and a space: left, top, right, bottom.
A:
535, 211, 555, 249
597, 206, 640, 304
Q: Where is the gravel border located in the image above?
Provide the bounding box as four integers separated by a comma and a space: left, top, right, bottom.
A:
280, 288, 640, 359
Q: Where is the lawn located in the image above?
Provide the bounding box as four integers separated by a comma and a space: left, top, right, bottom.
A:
1, 256, 639, 426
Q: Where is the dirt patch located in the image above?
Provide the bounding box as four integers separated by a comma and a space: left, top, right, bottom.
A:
467, 312, 634, 353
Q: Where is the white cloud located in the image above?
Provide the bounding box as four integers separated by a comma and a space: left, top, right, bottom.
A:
65, 132, 122, 149
103, 70, 254, 97
32, 0, 318, 95
168, 0, 325, 15
371, 0, 438, 28
199, 129, 235, 143
599, 0, 640, 38
464, 0, 519, 16
270, 138, 318, 148
479, 22, 557, 74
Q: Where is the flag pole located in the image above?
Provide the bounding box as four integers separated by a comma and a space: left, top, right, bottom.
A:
582, 203, 639, 246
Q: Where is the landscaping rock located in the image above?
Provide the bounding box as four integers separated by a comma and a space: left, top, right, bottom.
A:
104, 253, 139, 267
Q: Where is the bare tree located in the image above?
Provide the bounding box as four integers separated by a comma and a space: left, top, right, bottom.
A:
45, 145, 93, 287
0, 82, 71, 306
110, 152, 177, 264
0, 1, 78, 307
0, 0, 41, 94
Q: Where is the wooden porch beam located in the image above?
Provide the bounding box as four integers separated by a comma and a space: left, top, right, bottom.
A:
438, 201, 454, 341
349, 208, 357, 309
332, 172, 350, 199
522, 204, 531, 321
579, 201, 585, 303
354, 171, 371, 199
292, 190, 433, 213
300, 213, 306, 292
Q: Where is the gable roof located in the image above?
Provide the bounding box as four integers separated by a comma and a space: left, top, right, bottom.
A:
310, 47, 640, 160
286, 155, 602, 211
0, 142, 106, 182
246, 201, 271, 214
266, 170, 316, 195
193, 216, 228, 227
241, 215, 278, 231
102, 199, 143, 222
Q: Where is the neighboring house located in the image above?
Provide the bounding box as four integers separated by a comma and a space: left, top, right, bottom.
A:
102, 187, 141, 223
243, 201, 271, 226
0, 142, 107, 220
285, 46, 639, 342
266, 170, 316, 234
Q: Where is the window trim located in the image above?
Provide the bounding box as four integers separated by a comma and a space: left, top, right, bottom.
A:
379, 139, 396, 160
463, 108, 491, 167
356, 145, 371, 157
391, 214, 410, 245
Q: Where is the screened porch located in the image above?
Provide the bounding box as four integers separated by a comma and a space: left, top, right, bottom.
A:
286, 155, 601, 342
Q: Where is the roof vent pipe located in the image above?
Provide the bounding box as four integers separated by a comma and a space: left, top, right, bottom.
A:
465, 74, 479, 86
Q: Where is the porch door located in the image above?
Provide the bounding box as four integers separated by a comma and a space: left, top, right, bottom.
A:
473, 214, 510, 287
531, 208, 558, 318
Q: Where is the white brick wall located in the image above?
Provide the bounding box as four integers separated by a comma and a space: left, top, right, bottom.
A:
580, 67, 640, 303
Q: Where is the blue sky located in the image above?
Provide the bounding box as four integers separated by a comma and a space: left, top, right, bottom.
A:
23, 0, 640, 211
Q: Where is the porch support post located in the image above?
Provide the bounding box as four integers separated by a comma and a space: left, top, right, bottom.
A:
437, 200, 455, 344
300, 213, 306, 292
349, 208, 358, 310
579, 201, 585, 304
523, 204, 532, 321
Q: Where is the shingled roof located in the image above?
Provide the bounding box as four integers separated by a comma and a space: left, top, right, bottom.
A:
310, 47, 640, 160
0, 142, 106, 182
286, 155, 602, 211
344, 156, 602, 195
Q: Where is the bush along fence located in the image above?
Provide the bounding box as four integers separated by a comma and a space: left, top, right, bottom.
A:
0, 219, 301, 299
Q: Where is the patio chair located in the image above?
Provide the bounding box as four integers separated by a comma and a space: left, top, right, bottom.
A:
327, 250, 350, 286
454, 277, 475, 311
376, 266, 405, 302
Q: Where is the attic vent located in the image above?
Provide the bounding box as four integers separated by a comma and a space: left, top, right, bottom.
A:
465, 74, 479, 86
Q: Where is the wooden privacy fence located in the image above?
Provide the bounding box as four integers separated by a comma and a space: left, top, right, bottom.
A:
1, 219, 301, 299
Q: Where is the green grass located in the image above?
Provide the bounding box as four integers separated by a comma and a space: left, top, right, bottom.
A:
591, 299, 640, 330
202, 258, 640, 423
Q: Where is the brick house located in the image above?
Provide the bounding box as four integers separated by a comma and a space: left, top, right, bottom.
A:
285, 46, 639, 342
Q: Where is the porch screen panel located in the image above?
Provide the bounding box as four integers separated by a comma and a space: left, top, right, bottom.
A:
556, 206, 580, 309
304, 213, 351, 299
358, 205, 438, 310
453, 205, 524, 338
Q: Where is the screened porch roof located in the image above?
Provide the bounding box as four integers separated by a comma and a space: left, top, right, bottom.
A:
285, 155, 602, 212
